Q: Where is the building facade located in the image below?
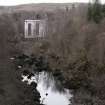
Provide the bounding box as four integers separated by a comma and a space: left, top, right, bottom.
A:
24, 19, 46, 38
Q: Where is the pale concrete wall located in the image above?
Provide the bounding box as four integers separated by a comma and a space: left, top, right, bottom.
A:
24, 20, 46, 38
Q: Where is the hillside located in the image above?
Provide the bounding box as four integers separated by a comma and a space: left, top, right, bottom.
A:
0, 3, 86, 13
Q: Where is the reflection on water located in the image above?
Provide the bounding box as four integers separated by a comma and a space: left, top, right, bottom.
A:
22, 71, 72, 105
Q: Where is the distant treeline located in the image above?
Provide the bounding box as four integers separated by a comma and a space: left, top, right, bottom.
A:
87, 0, 105, 23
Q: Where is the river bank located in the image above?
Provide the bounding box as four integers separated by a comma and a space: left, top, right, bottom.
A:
14, 53, 105, 105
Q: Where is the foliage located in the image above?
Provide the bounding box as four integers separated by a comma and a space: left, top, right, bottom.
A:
87, 0, 103, 23
87, 2, 93, 21
1, 4, 105, 105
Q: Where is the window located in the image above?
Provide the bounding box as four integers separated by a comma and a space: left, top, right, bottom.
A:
36, 22, 40, 36
28, 23, 32, 36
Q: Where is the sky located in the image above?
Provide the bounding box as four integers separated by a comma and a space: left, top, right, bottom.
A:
0, 0, 105, 6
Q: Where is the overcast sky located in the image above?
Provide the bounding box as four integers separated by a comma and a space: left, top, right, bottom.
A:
0, 0, 105, 6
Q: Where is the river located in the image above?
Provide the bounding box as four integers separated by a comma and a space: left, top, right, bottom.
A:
22, 71, 72, 105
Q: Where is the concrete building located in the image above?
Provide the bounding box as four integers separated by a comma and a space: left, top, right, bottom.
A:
24, 19, 46, 38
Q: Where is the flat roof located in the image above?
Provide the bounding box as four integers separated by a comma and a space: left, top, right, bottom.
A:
25, 20, 42, 22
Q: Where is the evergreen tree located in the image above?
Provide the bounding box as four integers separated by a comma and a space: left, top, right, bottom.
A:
87, 2, 93, 21
87, 0, 103, 23
92, 0, 103, 23
102, 4, 105, 16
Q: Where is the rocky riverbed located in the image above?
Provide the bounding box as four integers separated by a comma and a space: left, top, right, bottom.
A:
13, 54, 72, 105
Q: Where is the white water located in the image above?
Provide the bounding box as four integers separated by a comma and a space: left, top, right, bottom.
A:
22, 72, 72, 105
